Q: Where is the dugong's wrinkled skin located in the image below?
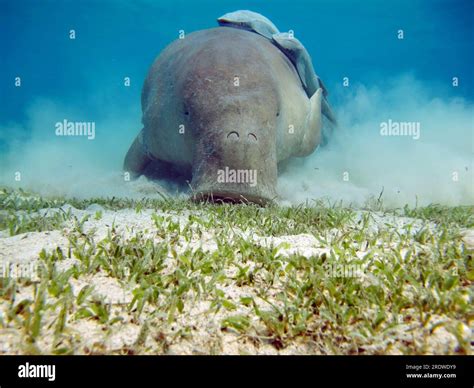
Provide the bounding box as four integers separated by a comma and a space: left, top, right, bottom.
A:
217, 10, 279, 39
272, 32, 337, 125
123, 27, 322, 205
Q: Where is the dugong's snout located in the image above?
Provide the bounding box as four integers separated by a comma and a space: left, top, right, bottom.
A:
190, 125, 278, 206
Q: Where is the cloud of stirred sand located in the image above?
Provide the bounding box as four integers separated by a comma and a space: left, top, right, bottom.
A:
279, 75, 473, 207
1, 75, 473, 207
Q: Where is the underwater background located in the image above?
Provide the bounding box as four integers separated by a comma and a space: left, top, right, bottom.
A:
0, 0, 473, 206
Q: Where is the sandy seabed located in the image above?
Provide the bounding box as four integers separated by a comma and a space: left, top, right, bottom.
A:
0, 201, 473, 355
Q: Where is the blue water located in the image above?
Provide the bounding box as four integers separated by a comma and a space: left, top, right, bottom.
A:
1, 0, 473, 205
1, 0, 473, 121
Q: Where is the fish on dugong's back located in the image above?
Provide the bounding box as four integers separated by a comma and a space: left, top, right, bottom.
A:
123, 27, 323, 205
272, 32, 325, 96
272, 32, 337, 125
217, 10, 279, 39
217, 11, 337, 127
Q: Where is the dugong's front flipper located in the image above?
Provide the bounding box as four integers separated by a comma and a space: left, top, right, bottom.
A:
123, 129, 152, 179
217, 10, 279, 39
321, 98, 337, 126
272, 32, 337, 126
296, 88, 323, 157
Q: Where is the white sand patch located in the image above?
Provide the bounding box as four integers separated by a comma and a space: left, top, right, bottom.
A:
0, 329, 23, 355
70, 274, 133, 305
426, 326, 459, 354
254, 233, 329, 258
55, 257, 81, 273
68, 320, 107, 352
460, 229, 474, 250
0, 230, 68, 264
105, 323, 142, 351
353, 211, 435, 235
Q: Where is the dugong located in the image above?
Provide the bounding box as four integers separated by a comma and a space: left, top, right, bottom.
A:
123, 27, 323, 205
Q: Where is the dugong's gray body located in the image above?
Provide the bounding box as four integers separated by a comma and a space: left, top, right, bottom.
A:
124, 27, 322, 204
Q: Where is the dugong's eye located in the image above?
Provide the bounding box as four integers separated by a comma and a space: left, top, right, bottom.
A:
276, 111, 280, 117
